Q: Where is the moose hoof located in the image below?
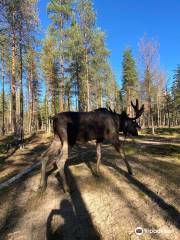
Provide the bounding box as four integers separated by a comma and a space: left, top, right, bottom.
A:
95, 170, 101, 177
38, 184, 47, 193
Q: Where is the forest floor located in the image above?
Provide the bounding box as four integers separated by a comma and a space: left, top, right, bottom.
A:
0, 129, 179, 240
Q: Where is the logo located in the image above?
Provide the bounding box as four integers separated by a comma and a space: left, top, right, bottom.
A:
135, 227, 172, 236
135, 227, 143, 236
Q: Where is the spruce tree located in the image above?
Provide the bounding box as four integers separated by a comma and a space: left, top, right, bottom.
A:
122, 48, 138, 115
172, 65, 180, 124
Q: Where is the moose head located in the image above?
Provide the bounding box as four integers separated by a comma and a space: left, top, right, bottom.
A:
120, 99, 144, 136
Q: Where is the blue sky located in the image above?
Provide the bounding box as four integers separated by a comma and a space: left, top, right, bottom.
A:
38, 0, 180, 87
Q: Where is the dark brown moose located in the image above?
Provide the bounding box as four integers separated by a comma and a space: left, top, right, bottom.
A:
39, 99, 144, 192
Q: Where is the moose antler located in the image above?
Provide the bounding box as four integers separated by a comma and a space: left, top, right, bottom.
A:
108, 107, 116, 113
130, 99, 144, 120
108, 106, 113, 112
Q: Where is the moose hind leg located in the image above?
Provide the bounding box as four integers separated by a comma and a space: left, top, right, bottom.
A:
39, 136, 62, 192
56, 140, 69, 192
112, 138, 133, 175
39, 156, 49, 192
96, 142, 101, 173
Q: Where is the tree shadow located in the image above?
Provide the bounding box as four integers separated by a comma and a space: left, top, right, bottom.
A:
137, 134, 180, 143
119, 138, 180, 157
130, 156, 180, 188
0, 138, 49, 183
141, 128, 180, 136
0, 179, 27, 238
102, 142, 180, 189
103, 160, 180, 230
65, 143, 99, 177
0, 133, 39, 162
139, 142, 180, 157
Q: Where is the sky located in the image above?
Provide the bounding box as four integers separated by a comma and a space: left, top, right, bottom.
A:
38, 0, 180, 88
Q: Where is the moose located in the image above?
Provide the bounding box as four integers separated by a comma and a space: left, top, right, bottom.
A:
39, 99, 144, 192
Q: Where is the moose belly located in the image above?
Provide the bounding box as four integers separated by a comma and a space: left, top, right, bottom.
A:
76, 123, 105, 142
76, 128, 96, 142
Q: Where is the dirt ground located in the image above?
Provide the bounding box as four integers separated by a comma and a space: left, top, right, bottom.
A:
0, 132, 179, 240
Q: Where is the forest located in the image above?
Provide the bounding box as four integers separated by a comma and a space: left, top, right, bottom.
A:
0, 0, 179, 139
0, 1, 179, 240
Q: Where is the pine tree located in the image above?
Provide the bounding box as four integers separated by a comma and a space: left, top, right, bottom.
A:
0, 0, 39, 137
26, 44, 40, 132
91, 30, 110, 109
41, 34, 59, 115
47, 0, 73, 112
65, 22, 84, 111
77, 0, 96, 111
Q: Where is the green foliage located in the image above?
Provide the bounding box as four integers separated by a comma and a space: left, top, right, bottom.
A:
41, 0, 120, 112
122, 48, 138, 91
172, 65, 180, 111
41, 34, 59, 114
122, 48, 138, 112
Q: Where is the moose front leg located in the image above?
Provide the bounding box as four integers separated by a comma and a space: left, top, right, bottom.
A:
96, 142, 101, 173
112, 138, 133, 175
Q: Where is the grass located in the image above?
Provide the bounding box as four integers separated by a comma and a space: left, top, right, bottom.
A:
140, 143, 180, 158
140, 127, 180, 136
121, 138, 180, 160
123, 144, 137, 155
0, 134, 14, 155
0, 169, 19, 184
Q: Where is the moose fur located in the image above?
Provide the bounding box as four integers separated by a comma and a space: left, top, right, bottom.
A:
39, 99, 144, 192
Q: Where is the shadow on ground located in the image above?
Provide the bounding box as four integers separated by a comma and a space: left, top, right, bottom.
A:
0, 135, 50, 183
46, 166, 101, 240
0, 133, 179, 239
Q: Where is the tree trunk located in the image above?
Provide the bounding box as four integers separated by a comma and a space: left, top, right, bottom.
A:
127, 88, 131, 116
53, 93, 56, 115
1, 50, 5, 135
46, 94, 50, 133
157, 107, 160, 127
97, 80, 102, 108
11, 29, 17, 134
28, 70, 32, 132
85, 49, 90, 111
166, 99, 171, 128
151, 111, 155, 135
75, 61, 82, 111
19, 30, 24, 144
159, 109, 162, 127
59, 36, 65, 112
